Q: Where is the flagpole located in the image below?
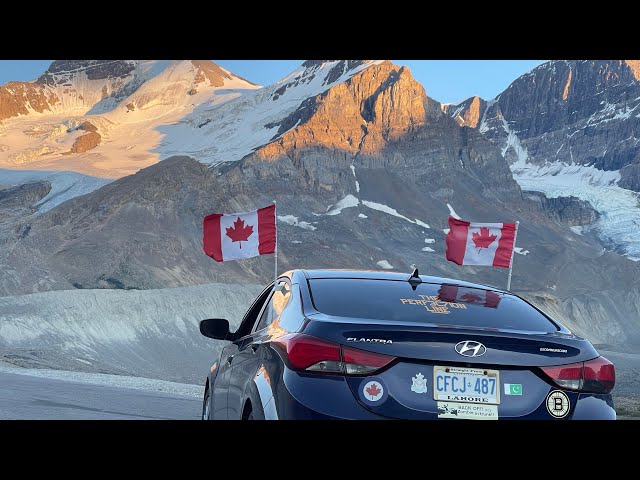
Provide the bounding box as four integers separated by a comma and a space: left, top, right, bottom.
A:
273, 200, 278, 289
506, 221, 520, 291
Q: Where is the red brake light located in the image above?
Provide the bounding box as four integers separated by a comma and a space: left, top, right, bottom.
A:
541, 362, 583, 390
278, 335, 341, 370
342, 346, 395, 375
541, 356, 615, 394
583, 356, 615, 393
274, 334, 395, 375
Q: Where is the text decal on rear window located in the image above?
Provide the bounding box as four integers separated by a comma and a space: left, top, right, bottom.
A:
400, 295, 467, 315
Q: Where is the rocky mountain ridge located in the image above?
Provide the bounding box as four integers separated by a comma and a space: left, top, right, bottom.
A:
446, 60, 640, 260
448, 60, 640, 186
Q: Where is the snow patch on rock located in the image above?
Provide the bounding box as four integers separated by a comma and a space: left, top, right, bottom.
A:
376, 260, 394, 269
362, 200, 429, 228
446, 203, 461, 220
277, 215, 317, 231
325, 194, 359, 216
501, 116, 529, 164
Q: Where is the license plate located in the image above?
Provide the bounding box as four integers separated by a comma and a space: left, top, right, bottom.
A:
433, 366, 500, 405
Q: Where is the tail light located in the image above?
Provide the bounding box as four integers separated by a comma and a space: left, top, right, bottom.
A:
274, 334, 395, 375
541, 356, 615, 394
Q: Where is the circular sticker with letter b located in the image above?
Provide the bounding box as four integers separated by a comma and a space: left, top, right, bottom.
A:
546, 390, 570, 418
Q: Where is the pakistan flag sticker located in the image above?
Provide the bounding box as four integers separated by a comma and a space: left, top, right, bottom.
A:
504, 383, 523, 395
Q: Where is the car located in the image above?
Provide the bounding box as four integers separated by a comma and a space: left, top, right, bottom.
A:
198, 269, 616, 420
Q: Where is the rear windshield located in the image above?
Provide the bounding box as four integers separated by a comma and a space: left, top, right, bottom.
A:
308, 279, 557, 333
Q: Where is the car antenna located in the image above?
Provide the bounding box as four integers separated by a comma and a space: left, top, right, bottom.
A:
408, 268, 422, 289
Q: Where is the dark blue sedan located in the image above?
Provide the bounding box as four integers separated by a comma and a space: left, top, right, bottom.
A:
199, 269, 616, 420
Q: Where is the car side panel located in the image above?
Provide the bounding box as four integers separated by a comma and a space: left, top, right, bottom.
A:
227, 337, 260, 419
253, 364, 278, 419
212, 342, 238, 419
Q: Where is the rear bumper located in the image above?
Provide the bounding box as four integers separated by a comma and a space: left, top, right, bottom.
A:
571, 393, 616, 420
276, 368, 615, 419
278, 369, 387, 419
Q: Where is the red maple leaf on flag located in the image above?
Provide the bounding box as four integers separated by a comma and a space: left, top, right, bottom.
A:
366, 383, 381, 397
461, 293, 483, 303
226, 217, 254, 249
472, 227, 497, 253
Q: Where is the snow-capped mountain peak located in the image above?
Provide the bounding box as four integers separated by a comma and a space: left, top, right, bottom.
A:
0, 60, 259, 178
158, 60, 386, 165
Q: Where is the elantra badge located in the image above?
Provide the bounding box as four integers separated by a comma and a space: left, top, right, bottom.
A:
347, 337, 393, 344
454, 340, 487, 357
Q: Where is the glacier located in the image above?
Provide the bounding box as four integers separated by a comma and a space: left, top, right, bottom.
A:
511, 160, 640, 260
0, 168, 112, 212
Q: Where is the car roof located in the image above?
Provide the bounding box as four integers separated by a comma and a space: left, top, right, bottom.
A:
290, 268, 507, 294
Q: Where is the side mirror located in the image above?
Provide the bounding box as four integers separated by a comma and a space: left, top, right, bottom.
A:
199, 319, 231, 340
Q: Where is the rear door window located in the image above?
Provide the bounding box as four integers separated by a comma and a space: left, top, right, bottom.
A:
308, 279, 557, 333
254, 282, 291, 332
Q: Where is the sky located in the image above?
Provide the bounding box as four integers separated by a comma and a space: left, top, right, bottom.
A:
0, 60, 546, 104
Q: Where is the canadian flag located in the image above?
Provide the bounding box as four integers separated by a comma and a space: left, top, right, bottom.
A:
203, 205, 276, 262
445, 217, 516, 268
438, 284, 502, 308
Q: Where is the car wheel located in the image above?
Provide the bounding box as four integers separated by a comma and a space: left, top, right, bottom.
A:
202, 387, 212, 420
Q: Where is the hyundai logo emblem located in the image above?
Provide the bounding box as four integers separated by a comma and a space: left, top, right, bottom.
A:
454, 340, 487, 357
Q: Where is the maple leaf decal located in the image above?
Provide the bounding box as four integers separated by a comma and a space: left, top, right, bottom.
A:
461, 293, 483, 303
472, 227, 497, 253
226, 217, 254, 249
366, 383, 381, 398
484, 291, 501, 308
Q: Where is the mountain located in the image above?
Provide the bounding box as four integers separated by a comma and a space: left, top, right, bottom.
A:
0, 60, 258, 179
446, 60, 640, 260
156, 60, 386, 163
2, 60, 639, 349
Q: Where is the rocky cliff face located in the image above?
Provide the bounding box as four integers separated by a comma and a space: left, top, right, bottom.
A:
37, 60, 137, 85
0, 181, 50, 224
0, 60, 139, 122
524, 191, 600, 226
444, 96, 486, 128
260, 62, 441, 158
449, 60, 640, 188
446, 60, 640, 261
0, 82, 59, 121
67, 121, 101, 154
